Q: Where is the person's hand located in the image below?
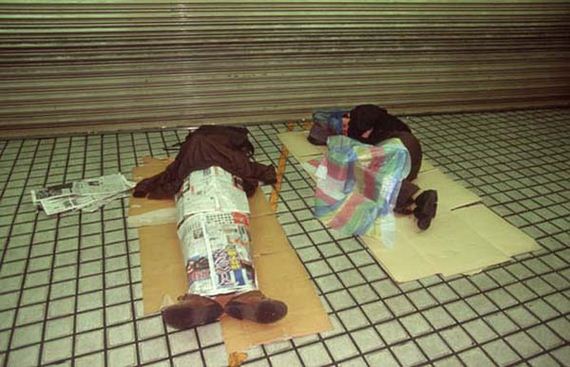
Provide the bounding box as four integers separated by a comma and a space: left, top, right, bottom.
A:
361, 129, 373, 139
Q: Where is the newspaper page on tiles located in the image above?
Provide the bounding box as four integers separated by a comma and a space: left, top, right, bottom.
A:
72, 173, 133, 196
31, 173, 135, 215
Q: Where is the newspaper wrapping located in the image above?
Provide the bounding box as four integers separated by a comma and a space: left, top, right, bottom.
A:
175, 166, 257, 297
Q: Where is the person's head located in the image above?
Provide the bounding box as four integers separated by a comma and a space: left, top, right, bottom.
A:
347, 104, 388, 141
342, 113, 350, 135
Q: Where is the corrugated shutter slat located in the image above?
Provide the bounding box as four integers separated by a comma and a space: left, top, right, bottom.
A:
1, 1, 569, 134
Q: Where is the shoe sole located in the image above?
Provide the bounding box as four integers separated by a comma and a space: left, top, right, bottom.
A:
226, 299, 288, 324
162, 301, 223, 330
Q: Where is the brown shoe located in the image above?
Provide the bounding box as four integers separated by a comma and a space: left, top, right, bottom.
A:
161, 294, 223, 330
224, 290, 288, 324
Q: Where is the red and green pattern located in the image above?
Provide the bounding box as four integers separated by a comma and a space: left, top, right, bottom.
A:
314, 136, 410, 244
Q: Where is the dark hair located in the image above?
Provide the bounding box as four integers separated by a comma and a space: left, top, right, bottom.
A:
347, 104, 388, 141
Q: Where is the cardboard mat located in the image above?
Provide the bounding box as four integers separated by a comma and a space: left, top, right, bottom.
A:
278, 131, 540, 282
129, 158, 331, 355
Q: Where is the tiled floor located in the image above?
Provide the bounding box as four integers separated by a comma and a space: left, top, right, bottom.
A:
0, 108, 568, 367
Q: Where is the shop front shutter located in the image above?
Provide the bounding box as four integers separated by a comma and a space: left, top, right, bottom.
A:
1, 1, 569, 134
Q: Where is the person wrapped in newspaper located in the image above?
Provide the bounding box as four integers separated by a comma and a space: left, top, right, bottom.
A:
161, 166, 288, 329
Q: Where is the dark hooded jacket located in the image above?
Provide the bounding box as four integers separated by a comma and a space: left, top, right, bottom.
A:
347, 104, 411, 142
347, 104, 421, 181
133, 125, 276, 199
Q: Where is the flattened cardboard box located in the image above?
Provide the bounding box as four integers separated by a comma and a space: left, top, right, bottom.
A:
129, 158, 331, 355
278, 131, 540, 282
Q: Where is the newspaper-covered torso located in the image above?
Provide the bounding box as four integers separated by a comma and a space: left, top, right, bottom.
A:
175, 166, 256, 297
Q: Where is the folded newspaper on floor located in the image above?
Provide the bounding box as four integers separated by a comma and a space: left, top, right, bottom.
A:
31, 173, 135, 215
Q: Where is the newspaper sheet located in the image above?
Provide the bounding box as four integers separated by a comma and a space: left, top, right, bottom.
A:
175, 166, 250, 223
72, 173, 133, 196
31, 173, 135, 215
31, 182, 73, 207
176, 166, 256, 296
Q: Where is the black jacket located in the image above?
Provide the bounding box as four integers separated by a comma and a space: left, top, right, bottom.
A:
347, 104, 421, 181
133, 126, 276, 199
347, 104, 411, 143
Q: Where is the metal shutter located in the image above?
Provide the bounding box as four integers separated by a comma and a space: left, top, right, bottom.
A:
1, 1, 569, 134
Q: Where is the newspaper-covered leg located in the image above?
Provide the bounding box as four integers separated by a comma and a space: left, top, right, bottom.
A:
177, 212, 257, 296
162, 166, 287, 330
176, 167, 257, 296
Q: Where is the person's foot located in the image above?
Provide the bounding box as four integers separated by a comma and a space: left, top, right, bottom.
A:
413, 190, 438, 230
394, 181, 420, 215
224, 290, 288, 324
161, 294, 223, 329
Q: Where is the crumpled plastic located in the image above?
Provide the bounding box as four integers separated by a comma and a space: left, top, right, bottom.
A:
314, 135, 411, 247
